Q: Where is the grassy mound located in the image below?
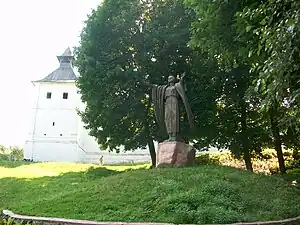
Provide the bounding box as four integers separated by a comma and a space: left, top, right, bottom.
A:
0, 161, 299, 224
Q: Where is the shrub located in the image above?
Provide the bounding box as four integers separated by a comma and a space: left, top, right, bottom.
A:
0, 145, 23, 161
0, 218, 31, 225
195, 150, 290, 174
195, 153, 221, 165
8, 146, 23, 161
259, 148, 277, 160
0, 154, 9, 161
286, 168, 300, 175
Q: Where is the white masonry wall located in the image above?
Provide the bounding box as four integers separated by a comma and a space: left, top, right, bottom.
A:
24, 81, 151, 164
76, 96, 151, 164
24, 81, 82, 162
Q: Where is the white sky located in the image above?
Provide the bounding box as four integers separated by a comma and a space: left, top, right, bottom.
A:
0, 0, 100, 147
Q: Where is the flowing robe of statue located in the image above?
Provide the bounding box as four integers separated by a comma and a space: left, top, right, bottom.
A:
151, 76, 194, 140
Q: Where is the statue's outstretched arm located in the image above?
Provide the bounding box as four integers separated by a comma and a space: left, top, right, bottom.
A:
135, 76, 154, 88
143, 80, 155, 87
137, 79, 157, 92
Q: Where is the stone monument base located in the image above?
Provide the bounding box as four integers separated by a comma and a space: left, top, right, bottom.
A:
156, 141, 196, 168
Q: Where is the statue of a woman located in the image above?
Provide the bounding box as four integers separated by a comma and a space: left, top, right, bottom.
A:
146, 73, 194, 141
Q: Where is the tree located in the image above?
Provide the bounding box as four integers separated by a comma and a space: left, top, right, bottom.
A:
75, 0, 198, 167
183, 0, 265, 171
236, 0, 300, 173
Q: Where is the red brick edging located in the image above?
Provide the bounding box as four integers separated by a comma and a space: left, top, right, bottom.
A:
2, 210, 300, 225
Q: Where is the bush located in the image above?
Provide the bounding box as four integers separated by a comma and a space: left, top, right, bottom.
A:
0, 154, 9, 161
8, 146, 23, 161
259, 149, 278, 160
195, 153, 221, 165
0, 218, 29, 225
0, 145, 23, 161
286, 168, 300, 175
195, 150, 285, 175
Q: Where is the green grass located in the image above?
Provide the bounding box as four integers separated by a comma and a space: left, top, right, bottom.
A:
0, 161, 300, 224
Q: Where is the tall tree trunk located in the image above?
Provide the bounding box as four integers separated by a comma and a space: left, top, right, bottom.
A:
144, 99, 156, 168
269, 108, 286, 174
144, 121, 156, 168
240, 99, 253, 171
242, 147, 253, 171
147, 139, 156, 168
144, 122, 156, 168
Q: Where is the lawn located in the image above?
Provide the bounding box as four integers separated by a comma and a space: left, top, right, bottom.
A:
0, 161, 299, 224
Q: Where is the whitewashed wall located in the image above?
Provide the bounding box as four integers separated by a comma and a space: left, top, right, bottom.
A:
24, 81, 81, 162
76, 97, 151, 164
24, 81, 151, 164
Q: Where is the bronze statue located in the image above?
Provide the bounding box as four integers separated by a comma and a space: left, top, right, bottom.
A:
145, 73, 194, 141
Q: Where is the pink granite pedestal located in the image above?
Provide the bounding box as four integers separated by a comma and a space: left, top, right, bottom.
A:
156, 141, 196, 168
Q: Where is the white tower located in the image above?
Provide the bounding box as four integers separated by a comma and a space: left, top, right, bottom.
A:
23, 47, 101, 163
24, 47, 151, 164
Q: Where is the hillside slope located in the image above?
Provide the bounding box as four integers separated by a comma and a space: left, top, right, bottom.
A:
0, 162, 299, 224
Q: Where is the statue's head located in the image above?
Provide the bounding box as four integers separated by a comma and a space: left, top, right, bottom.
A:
168, 76, 175, 85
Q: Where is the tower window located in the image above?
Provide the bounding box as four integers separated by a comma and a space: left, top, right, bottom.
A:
46, 92, 52, 99
63, 92, 68, 99
53, 122, 55, 126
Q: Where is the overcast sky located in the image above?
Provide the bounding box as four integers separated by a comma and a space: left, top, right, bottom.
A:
0, 0, 100, 146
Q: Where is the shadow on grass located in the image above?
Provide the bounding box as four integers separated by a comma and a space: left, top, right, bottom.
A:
0, 164, 149, 181
0, 160, 36, 168
1, 164, 300, 224
84, 165, 150, 178
84, 166, 122, 178
281, 173, 300, 186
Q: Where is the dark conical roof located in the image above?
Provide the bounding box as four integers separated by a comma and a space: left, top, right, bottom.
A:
34, 47, 77, 82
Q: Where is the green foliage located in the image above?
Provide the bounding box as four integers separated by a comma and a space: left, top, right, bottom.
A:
75, 0, 196, 157
195, 153, 221, 165
235, 0, 300, 173
183, 0, 269, 171
183, 0, 300, 173
0, 155, 9, 161
286, 168, 300, 175
74, 0, 300, 172
237, 0, 300, 111
195, 149, 300, 175
257, 148, 279, 160
0, 218, 31, 225
1, 161, 300, 224
7, 146, 23, 161
0, 146, 23, 161
285, 150, 300, 169
0, 145, 7, 160
0, 218, 14, 225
